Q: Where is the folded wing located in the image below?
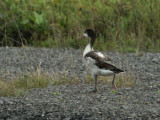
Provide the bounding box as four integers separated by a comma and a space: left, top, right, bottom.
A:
84, 51, 123, 73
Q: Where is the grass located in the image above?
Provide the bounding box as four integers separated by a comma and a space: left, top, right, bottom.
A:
0, 68, 50, 97
0, 66, 136, 97
84, 73, 136, 88
0, 67, 80, 97
0, 0, 160, 52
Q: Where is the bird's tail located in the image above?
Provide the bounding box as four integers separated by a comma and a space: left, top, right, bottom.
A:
114, 68, 124, 73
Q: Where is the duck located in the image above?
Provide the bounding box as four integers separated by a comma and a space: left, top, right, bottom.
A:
78, 29, 124, 92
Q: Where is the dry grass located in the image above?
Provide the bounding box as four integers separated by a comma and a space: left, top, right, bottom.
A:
0, 67, 80, 97
0, 71, 136, 97
84, 72, 136, 88
0, 62, 136, 97
50, 72, 80, 86
0, 68, 50, 97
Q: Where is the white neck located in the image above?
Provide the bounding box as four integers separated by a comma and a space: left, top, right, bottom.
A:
83, 43, 93, 57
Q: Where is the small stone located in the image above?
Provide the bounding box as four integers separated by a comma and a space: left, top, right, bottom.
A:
157, 99, 160, 104
0, 100, 4, 105
122, 105, 129, 110
129, 113, 136, 118
152, 58, 160, 63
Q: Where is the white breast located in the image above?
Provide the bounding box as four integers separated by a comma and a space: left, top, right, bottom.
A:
84, 57, 99, 75
83, 44, 93, 57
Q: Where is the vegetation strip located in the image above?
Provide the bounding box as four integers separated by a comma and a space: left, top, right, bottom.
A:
0, 0, 160, 52
0, 69, 135, 97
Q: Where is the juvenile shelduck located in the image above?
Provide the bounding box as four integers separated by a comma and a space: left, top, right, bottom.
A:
78, 29, 124, 92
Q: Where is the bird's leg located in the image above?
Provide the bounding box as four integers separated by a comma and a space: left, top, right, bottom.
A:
112, 74, 117, 90
94, 75, 98, 92
90, 75, 98, 93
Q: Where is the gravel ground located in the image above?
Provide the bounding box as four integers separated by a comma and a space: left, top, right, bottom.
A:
0, 47, 160, 120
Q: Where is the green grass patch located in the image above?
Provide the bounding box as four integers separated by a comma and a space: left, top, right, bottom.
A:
156, 90, 160, 94
52, 92, 61, 96
0, 0, 160, 52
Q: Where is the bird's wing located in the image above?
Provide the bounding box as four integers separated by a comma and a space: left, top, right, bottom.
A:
84, 51, 123, 73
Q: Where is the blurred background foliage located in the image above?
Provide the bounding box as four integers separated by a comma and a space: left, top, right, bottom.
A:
0, 0, 160, 52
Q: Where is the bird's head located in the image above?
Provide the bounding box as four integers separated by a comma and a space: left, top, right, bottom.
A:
78, 29, 96, 39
